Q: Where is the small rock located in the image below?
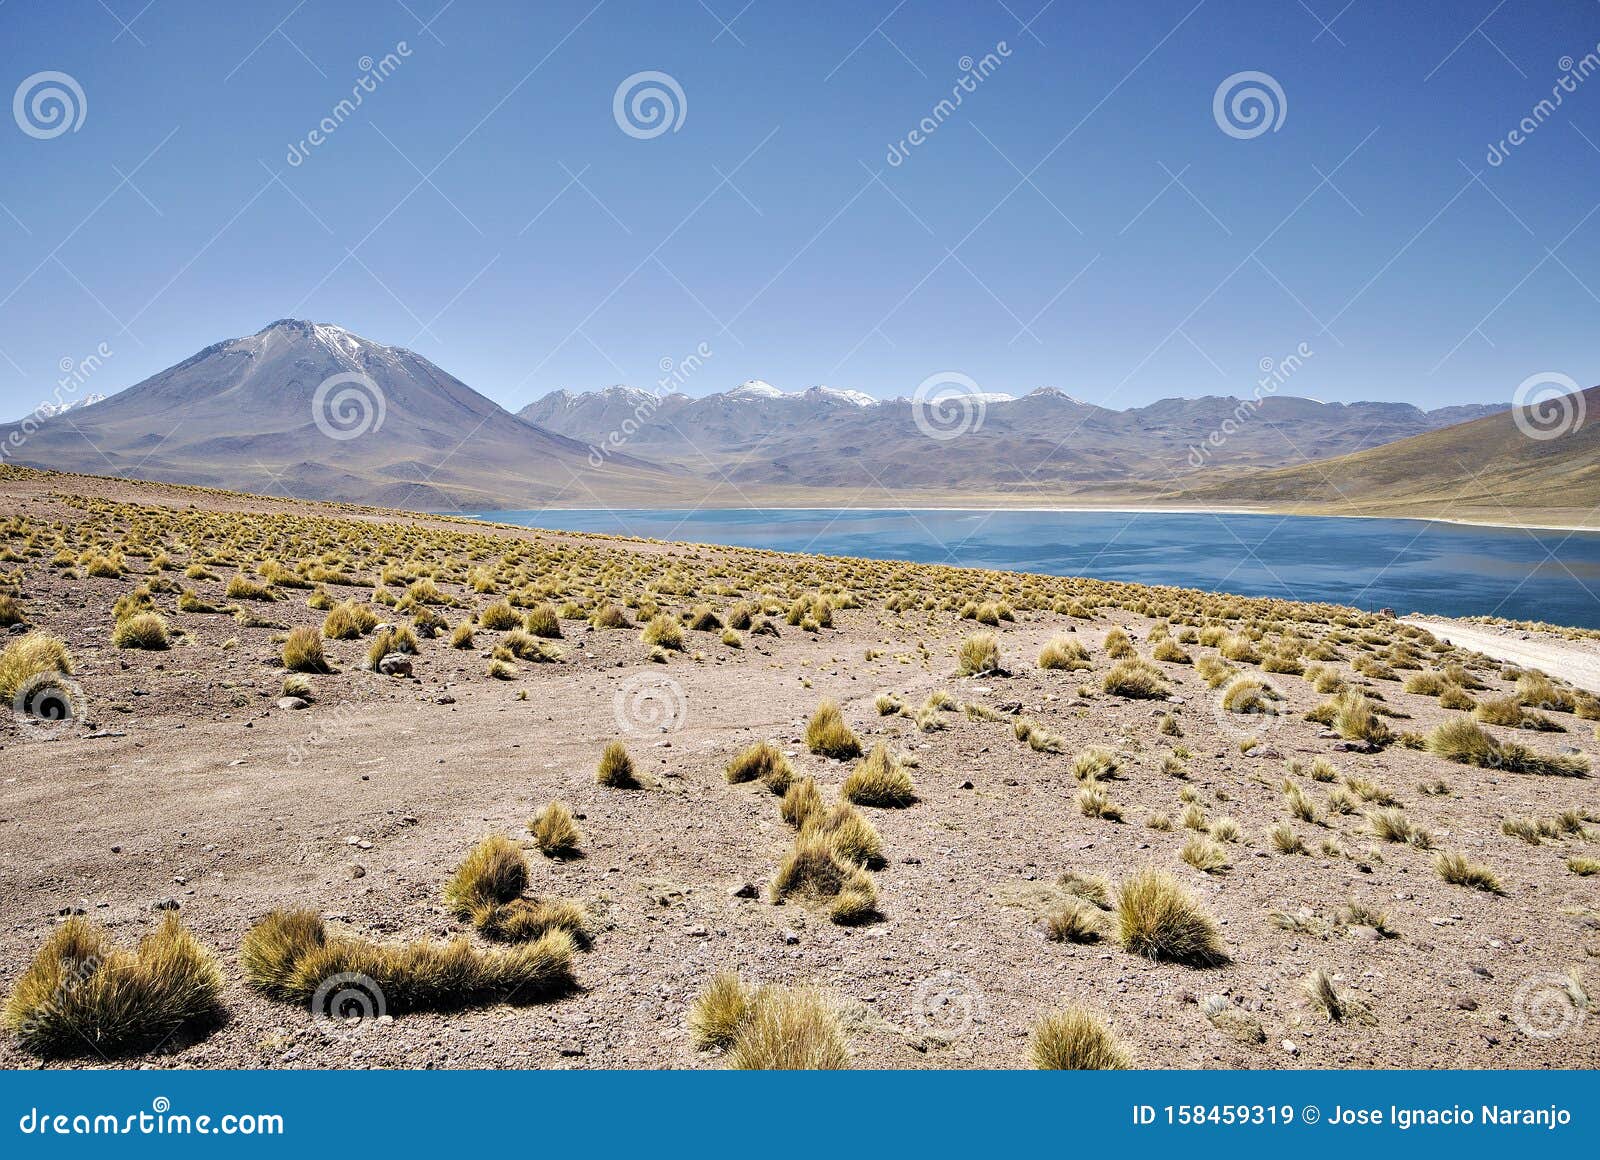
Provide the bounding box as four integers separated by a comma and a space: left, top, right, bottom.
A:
276, 696, 309, 711
350, 865, 367, 879
1282, 1039, 1299, 1055
730, 882, 759, 899
152, 898, 180, 911
377, 653, 413, 678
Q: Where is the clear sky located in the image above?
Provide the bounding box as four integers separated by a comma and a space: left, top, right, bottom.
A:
2, 0, 1597, 417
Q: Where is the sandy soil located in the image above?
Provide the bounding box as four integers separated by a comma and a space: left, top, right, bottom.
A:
1, 470, 1597, 1070
1400, 618, 1600, 695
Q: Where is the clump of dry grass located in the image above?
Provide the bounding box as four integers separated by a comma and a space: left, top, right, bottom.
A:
479, 600, 521, 630
1568, 856, 1600, 876
524, 603, 563, 639
1270, 822, 1305, 854
4, 915, 223, 1056
443, 835, 529, 918
596, 740, 640, 788
1179, 835, 1229, 873
780, 776, 823, 828
322, 600, 377, 639
282, 625, 331, 672
471, 897, 590, 947
528, 802, 582, 858
1029, 1005, 1132, 1069
241, 909, 573, 1012
804, 700, 862, 760
771, 832, 879, 925
956, 631, 1002, 676
1114, 868, 1227, 966
1038, 635, 1091, 671
1103, 658, 1170, 699
1311, 688, 1392, 746
0, 630, 74, 703
1425, 718, 1588, 777
640, 613, 684, 652
725, 741, 796, 794
689, 970, 753, 1049
1045, 898, 1106, 944
111, 611, 171, 650
1076, 784, 1123, 821
725, 985, 849, 1070
1433, 850, 1503, 893
842, 744, 916, 807
1301, 967, 1374, 1024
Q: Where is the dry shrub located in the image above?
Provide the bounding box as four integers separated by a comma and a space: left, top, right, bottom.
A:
841, 744, 916, 807
528, 801, 581, 857
1029, 1006, 1132, 1069
442, 835, 529, 919
1115, 867, 1227, 966
804, 700, 862, 760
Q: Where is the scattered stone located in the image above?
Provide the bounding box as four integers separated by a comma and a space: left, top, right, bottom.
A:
377, 653, 413, 678
276, 696, 309, 711
152, 898, 180, 911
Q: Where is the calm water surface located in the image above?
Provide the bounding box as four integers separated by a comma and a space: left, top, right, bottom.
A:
464, 509, 1600, 628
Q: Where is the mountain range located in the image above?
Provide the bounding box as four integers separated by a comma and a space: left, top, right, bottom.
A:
0, 319, 1567, 519
522, 383, 1501, 492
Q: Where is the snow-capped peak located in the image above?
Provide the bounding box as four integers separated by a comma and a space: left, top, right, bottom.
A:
806, 385, 876, 407
727, 379, 785, 399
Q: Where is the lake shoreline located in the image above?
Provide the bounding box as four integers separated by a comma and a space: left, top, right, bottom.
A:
460, 504, 1600, 536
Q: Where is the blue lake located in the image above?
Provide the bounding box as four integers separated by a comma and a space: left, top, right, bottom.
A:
464, 509, 1600, 628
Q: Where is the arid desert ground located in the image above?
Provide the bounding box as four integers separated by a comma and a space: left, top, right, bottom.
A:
0, 465, 1596, 1069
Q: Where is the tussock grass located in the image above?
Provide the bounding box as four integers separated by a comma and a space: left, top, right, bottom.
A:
596, 740, 640, 788
443, 836, 529, 919
801, 802, 884, 868
725, 741, 796, 794
111, 611, 171, 650
726, 985, 848, 1070
1029, 1006, 1132, 1069
528, 802, 581, 858
956, 631, 1002, 676
0, 630, 74, 702
1568, 856, 1600, 876
641, 614, 685, 652
1071, 746, 1122, 781
241, 909, 573, 1013
1038, 635, 1091, 671
842, 744, 916, 807
689, 971, 752, 1049
1103, 658, 1170, 699
1180, 835, 1229, 873
804, 700, 862, 760
1045, 898, 1106, 944
1425, 718, 1588, 777
5, 915, 223, 1057
1114, 868, 1227, 966
1433, 850, 1503, 893
282, 625, 331, 672
479, 600, 521, 630
322, 600, 377, 639
780, 776, 823, 828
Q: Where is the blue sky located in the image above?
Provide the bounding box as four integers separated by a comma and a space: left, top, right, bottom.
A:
1, 0, 1597, 417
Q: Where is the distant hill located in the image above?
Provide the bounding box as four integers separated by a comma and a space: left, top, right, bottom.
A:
520, 383, 1503, 492
1180, 386, 1600, 524
0, 320, 681, 510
